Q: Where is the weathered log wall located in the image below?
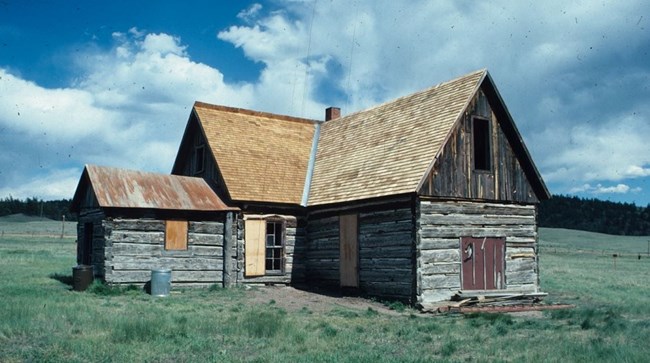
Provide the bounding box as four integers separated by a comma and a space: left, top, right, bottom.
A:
416, 199, 539, 303
307, 206, 415, 301
236, 214, 306, 284
102, 218, 227, 286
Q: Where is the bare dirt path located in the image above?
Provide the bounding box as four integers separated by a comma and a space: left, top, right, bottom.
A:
244, 285, 406, 316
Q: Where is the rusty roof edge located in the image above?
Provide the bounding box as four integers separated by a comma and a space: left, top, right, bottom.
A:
77, 164, 238, 212
301, 122, 322, 206
414, 69, 488, 193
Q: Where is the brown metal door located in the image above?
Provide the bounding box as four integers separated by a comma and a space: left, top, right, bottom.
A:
339, 214, 359, 287
461, 237, 505, 290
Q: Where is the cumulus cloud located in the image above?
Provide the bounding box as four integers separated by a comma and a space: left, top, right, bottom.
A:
237, 3, 263, 22
570, 183, 642, 195
1, 0, 649, 203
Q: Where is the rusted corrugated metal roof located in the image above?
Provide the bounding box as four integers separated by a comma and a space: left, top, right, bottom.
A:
71, 165, 237, 212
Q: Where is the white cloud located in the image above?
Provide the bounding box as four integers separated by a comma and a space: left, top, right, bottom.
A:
570, 183, 642, 195
540, 112, 650, 184
0, 168, 82, 200
1, 0, 649, 203
237, 3, 263, 22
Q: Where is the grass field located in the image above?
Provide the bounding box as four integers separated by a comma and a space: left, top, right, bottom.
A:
1, 218, 649, 362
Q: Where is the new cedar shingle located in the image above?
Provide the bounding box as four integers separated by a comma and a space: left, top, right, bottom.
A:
308, 69, 485, 205
193, 103, 318, 205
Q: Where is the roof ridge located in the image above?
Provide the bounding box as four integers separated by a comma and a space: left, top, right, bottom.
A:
193, 101, 320, 125
330, 69, 487, 123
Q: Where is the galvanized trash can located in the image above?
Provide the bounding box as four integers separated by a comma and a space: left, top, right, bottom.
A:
151, 268, 172, 296
72, 265, 93, 291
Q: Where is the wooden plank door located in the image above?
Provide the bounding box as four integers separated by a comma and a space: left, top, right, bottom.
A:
339, 214, 359, 287
461, 237, 505, 290
244, 219, 266, 277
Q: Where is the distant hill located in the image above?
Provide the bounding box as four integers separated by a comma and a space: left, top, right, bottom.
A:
539, 195, 650, 236
0, 213, 56, 223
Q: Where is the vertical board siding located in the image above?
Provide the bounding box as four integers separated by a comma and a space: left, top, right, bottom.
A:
417, 200, 538, 304
307, 206, 415, 301
420, 90, 538, 204
102, 218, 226, 286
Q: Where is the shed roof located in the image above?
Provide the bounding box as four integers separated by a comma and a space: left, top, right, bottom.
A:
71, 165, 236, 212
308, 69, 486, 205
192, 103, 318, 205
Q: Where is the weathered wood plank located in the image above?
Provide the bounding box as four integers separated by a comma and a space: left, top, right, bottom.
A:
106, 269, 223, 283
109, 231, 164, 244
419, 274, 461, 289
418, 238, 459, 250
419, 249, 460, 263
419, 214, 535, 226
419, 262, 461, 275
109, 258, 223, 271
420, 226, 536, 238
189, 233, 224, 246
420, 201, 535, 216
189, 221, 224, 235
107, 219, 165, 232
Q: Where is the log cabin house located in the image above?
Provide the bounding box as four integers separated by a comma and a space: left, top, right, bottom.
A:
72, 69, 550, 305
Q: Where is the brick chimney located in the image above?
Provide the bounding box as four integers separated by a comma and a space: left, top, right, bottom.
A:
325, 107, 340, 121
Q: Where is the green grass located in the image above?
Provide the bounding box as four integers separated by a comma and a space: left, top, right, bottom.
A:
0, 226, 649, 362
0, 213, 77, 237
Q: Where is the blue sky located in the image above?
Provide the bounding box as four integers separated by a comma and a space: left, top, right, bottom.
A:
1, 0, 649, 206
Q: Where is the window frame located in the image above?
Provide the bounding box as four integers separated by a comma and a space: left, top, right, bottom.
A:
264, 220, 285, 275
193, 144, 205, 175
472, 116, 492, 172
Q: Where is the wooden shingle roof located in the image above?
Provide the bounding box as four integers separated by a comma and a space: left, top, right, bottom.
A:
308, 69, 486, 205
71, 165, 236, 212
193, 103, 318, 205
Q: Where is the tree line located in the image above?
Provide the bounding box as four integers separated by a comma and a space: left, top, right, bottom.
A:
539, 195, 650, 236
0, 196, 77, 221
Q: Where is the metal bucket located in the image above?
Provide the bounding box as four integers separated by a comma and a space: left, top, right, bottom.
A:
151, 268, 172, 296
72, 265, 93, 291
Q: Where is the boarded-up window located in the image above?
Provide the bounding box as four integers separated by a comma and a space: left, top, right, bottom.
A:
473, 117, 491, 171
165, 220, 188, 251
339, 213, 359, 287
245, 219, 266, 277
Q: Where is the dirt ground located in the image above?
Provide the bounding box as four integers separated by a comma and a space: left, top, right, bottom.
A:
243, 285, 406, 316
243, 285, 548, 318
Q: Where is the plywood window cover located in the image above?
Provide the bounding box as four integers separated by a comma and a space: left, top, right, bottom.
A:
165, 220, 188, 251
